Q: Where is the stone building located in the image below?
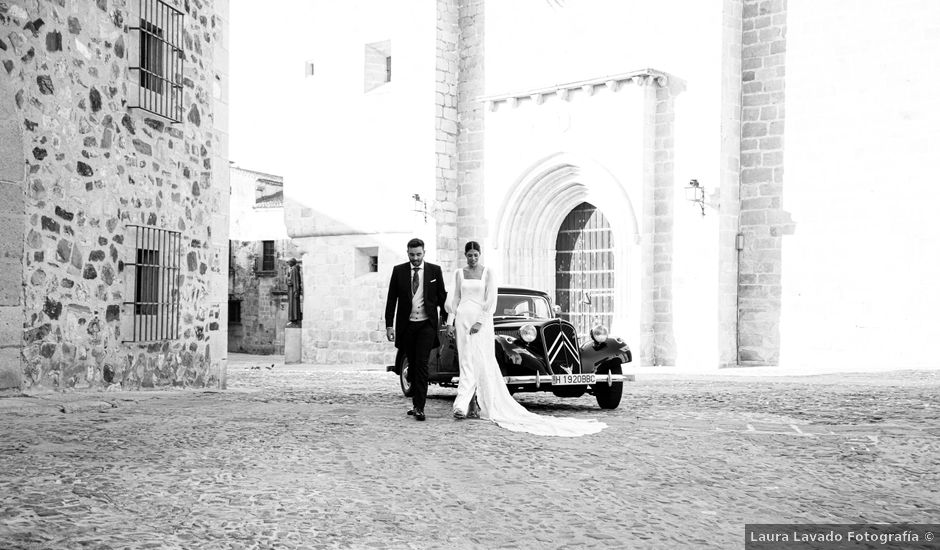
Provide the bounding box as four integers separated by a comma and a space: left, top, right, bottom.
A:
270, 0, 939, 370
228, 166, 299, 354
0, 0, 230, 389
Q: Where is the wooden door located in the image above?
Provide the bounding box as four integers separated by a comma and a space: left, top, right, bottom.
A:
555, 202, 615, 335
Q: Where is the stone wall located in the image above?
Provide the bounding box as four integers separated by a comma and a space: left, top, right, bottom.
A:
297, 235, 400, 366
0, 0, 228, 389
228, 239, 299, 354
737, 0, 792, 365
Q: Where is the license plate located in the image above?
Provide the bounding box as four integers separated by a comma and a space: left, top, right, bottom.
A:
551, 373, 596, 385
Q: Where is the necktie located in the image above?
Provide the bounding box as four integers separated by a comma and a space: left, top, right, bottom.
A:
412, 267, 420, 295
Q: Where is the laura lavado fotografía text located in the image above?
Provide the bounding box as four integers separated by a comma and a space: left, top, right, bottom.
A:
744, 524, 940, 549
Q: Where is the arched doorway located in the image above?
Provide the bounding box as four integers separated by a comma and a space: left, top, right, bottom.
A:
555, 202, 614, 335
494, 153, 640, 346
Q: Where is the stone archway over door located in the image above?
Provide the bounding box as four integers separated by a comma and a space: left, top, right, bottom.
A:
555, 202, 614, 335
494, 153, 640, 347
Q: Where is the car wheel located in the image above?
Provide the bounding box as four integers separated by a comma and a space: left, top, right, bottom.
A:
594, 362, 623, 409
399, 356, 414, 398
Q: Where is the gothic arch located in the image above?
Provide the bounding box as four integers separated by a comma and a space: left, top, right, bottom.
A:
494, 153, 640, 337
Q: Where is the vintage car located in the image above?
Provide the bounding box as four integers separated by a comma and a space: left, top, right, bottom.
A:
388, 286, 634, 409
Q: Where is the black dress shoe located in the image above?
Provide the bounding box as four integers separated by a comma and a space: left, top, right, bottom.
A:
406, 408, 415, 416
414, 409, 426, 421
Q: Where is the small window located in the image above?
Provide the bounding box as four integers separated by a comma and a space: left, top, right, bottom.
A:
305, 60, 315, 77
364, 39, 391, 92
130, 0, 184, 122
140, 20, 165, 94
135, 248, 160, 315
124, 225, 181, 342
261, 241, 276, 272
355, 246, 379, 276
228, 299, 242, 324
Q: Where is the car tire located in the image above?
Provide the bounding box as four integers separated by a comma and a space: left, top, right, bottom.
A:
594, 362, 623, 409
399, 356, 414, 398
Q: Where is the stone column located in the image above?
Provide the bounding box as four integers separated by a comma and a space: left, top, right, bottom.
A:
737, 0, 793, 365
639, 76, 679, 366
436, 0, 485, 273
435, 0, 460, 273
718, 0, 744, 367
0, 69, 25, 389
455, 0, 486, 252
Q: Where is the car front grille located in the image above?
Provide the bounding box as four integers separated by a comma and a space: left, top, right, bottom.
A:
539, 320, 581, 374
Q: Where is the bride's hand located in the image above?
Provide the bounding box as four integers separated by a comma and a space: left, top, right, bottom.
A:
469, 322, 482, 335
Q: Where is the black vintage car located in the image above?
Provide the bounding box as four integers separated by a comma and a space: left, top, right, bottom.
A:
388, 286, 634, 409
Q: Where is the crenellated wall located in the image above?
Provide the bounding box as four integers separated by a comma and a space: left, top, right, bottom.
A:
0, 0, 229, 389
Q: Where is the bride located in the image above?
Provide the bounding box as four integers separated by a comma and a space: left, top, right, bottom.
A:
444, 241, 606, 437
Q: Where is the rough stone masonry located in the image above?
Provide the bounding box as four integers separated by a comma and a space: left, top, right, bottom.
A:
0, 0, 228, 390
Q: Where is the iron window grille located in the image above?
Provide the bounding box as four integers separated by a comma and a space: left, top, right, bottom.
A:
123, 224, 181, 342
261, 241, 276, 272
129, 0, 184, 122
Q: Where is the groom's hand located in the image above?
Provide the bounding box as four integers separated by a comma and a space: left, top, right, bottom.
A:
386, 327, 395, 342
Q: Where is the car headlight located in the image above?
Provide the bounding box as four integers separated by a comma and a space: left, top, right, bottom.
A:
519, 324, 537, 343
590, 324, 609, 343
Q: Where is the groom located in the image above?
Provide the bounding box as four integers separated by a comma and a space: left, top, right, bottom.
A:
385, 238, 448, 421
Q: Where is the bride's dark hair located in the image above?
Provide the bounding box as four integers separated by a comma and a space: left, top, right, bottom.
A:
464, 241, 481, 254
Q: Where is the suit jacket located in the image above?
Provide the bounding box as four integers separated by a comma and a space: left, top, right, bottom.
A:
385, 261, 448, 349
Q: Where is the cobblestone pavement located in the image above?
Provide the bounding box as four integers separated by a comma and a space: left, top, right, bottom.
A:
1, 355, 939, 549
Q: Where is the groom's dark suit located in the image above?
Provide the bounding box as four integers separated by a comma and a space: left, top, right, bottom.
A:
385, 261, 447, 414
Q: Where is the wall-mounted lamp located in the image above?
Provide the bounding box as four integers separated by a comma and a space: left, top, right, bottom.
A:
412, 193, 428, 223
685, 179, 706, 216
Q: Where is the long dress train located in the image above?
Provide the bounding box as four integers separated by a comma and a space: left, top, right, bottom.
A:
445, 266, 606, 437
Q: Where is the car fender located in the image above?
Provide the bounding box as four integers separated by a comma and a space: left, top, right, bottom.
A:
579, 337, 632, 374
495, 335, 551, 376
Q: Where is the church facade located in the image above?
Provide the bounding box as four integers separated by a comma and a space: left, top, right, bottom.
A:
283, 0, 940, 370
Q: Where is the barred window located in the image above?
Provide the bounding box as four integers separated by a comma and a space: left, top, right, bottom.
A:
124, 225, 181, 342
129, 0, 184, 122
261, 241, 276, 272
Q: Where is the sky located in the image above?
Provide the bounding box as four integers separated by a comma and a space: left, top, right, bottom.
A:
228, 0, 309, 176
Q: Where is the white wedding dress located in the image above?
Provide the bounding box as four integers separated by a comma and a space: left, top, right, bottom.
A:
445, 266, 606, 437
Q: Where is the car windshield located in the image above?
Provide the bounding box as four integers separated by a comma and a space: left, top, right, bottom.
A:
495, 294, 552, 319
